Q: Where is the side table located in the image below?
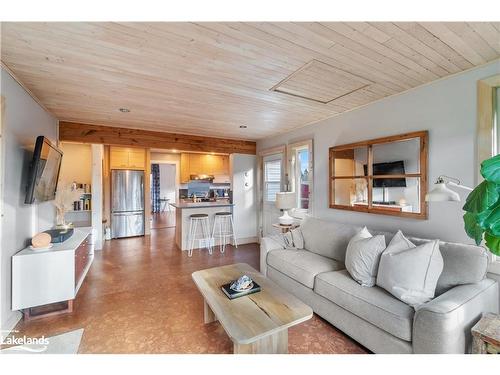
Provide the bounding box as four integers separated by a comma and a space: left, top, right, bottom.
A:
272, 223, 299, 234
471, 313, 500, 354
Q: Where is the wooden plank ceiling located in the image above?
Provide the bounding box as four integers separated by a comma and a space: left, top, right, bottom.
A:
1, 22, 500, 141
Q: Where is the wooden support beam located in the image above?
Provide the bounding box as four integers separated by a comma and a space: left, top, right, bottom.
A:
59, 122, 256, 155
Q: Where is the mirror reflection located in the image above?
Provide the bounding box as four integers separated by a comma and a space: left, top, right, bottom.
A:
329, 132, 427, 218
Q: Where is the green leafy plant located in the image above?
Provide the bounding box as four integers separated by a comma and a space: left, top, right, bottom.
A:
463, 154, 500, 255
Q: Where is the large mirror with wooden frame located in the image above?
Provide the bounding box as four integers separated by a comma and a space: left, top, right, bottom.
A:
329, 131, 428, 219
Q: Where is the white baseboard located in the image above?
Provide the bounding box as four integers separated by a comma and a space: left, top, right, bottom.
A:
236, 236, 258, 245
1, 310, 22, 344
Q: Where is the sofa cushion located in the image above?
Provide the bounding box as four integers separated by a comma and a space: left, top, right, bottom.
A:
267, 249, 344, 289
410, 237, 489, 295
315, 270, 415, 341
300, 216, 361, 261
345, 227, 386, 287
376, 231, 444, 308
291, 227, 304, 249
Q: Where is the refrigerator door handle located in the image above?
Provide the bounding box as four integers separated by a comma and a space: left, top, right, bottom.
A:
112, 212, 143, 216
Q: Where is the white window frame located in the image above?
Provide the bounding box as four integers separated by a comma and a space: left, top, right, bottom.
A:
491, 85, 500, 269
287, 139, 314, 218
263, 157, 282, 203
477, 75, 500, 272
258, 145, 286, 239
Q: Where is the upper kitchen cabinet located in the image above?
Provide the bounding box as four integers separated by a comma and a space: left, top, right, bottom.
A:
110, 146, 146, 170
180, 153, 230, 182
180, 153, 190, 183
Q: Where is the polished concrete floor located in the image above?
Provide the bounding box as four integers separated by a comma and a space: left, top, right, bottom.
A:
7, 227, 367, 354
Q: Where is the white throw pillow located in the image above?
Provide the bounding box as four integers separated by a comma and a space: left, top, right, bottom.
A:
290, 228, 304, 249
376, 231, 444, 308
345, 227, 386, 287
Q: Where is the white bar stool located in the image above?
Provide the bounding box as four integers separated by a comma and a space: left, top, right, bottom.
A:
211, 212, 237, 254
160, 198, 171, 212
187, 213, 212, 257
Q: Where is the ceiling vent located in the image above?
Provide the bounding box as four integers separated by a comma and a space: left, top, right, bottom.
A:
271, 59, 372, 104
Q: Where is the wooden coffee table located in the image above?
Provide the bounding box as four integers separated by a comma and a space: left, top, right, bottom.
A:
192, 263, 313, 354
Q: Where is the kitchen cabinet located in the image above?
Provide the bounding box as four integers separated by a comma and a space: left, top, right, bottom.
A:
180, 153, 230, 182
180, 153, 190, 183
110, 147, 146, 170
190, 154, 202, 174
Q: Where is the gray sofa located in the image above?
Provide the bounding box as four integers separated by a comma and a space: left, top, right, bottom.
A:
260, 216, 499, 354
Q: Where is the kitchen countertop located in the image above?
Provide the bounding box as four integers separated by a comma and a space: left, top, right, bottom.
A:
169, 201, 234, 209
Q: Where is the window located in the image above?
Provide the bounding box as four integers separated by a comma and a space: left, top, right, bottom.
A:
264, 159, 281, 202
288, 140, 313, 216
329, 131, 428, 219
492, 87, 500, 266
297, 149, 310, 209
477, 75, 500, 182
494, 87, 500, 155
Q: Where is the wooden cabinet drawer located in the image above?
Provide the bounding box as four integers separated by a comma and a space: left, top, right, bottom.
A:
75, 235, 92, 286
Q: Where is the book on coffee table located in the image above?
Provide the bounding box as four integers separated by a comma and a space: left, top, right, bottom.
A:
221, 280, 261, 299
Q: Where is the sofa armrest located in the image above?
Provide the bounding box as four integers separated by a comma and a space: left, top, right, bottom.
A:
413, 278, 499, 353
260, 235, 288, 276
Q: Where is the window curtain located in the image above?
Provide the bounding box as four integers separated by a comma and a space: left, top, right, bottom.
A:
151, 163, 161, 213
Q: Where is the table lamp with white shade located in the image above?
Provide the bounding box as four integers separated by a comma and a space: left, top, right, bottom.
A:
275, 192, 296, 225
425, 175, 473, 202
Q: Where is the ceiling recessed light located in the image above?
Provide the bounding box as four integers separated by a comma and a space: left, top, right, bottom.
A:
239, 125, 247, 129
119, 108, 130, 113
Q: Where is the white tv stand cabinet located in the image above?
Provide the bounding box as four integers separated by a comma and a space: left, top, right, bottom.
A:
12, 227, 94, 320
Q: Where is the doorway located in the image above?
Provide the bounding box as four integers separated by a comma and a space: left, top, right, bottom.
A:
151, 162, 177, 229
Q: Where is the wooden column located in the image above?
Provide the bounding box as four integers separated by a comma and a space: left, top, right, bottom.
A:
103, 145, 111, 230
144, 149, 152, 236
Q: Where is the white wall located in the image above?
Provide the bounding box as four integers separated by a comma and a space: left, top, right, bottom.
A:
257, 61, 500, 244
151, 152, 180, 202
230, 154, 258, 242
159, 163, 177, 203
59, 142, 92, 185
0, 68, 58, 335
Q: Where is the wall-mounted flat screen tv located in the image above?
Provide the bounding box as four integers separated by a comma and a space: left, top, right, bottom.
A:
25, 136, 63, 204
364, 161, 407, 188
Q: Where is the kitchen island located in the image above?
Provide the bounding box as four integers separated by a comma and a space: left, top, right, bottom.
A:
170, 201, 234, 251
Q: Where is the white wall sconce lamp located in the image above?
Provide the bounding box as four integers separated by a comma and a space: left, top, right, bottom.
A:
425, 175, 473, 202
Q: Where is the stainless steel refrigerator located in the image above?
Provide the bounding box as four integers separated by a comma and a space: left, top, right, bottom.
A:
111, 170, 145, 238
